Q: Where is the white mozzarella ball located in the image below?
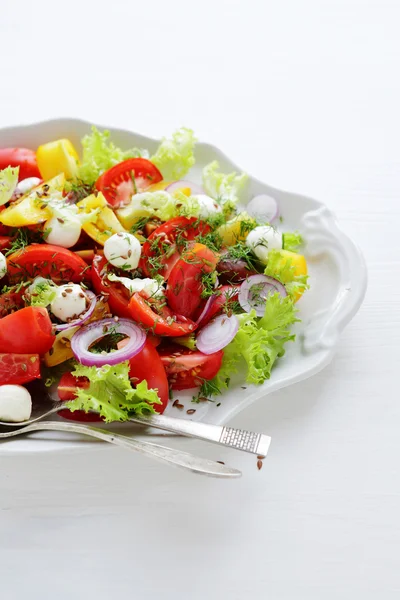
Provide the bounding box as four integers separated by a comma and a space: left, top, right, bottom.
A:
192, 194, 222, 219
104, 232, 141, 270
0, 385, 32, 422
246, 225, 283, 264
108, 274, 164, 298
0, 252, 7, 279
50, 284, 88, 322
14, 177, 42, 197
44, 216, 82, 248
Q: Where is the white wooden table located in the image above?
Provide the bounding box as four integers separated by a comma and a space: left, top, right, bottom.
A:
1, 1, 399, 598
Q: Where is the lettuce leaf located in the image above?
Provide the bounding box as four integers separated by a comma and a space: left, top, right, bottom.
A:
213, 293, 298, 390
65, 361, 161, 422
282, 231, 303, 252
151, 127, 196, 180
29, 278, 57, 307
77, 127, 147, 185
0, 166, 19, 206
202, 161, 248, 207
264, 249, 309, 299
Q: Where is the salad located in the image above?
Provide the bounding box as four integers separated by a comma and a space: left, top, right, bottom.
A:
0, 126, 308, 423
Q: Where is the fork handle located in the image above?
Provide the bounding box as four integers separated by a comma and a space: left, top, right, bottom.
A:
11, 421, 241, 479
130, 414, 272, 457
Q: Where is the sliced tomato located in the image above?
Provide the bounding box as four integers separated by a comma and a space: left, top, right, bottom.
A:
0, 353, 41, 385
158, 346, 224, 390
129, 292, 196, 337
57, 372, 103, 422
0, 148, 41, 181
166, 243, 220, 318
118, 339, 168, 413
7, 244, 89, 284
91, 254, 132, 319
0, 287, 25, 318
141, 217, 211, 280
200, 285, 241, 326
0, 236, 12, 253
0, 306, 55, 354
96, 158, 163, 208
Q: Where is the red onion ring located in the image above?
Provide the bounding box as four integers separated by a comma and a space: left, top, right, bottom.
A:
239, 275, 287, 317
71, 318, 146, 366
54, 290, 97, 332
196, 314, 239, 354
166, 180, 204, 195
247, 194, 279, 223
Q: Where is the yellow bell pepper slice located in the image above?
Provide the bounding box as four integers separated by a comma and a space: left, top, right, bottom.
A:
36, 139, 79, 180
0, 173, 65, 227
77, 192, 128, 246
217, 212, 256, 246
273, 249, 308, 302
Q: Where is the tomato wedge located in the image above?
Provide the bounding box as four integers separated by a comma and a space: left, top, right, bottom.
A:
166, 243, 220, 318
129, 292, 196, 337
91, 254, 132, 319
0, 236, 12, 252
0, 288, 25, 318
0, 307, 55, 354
7, 244, 89, 284
57, 372, 103, 422
118, 339, 169, 413
96, 158, 163, 208
159, 346, 224, 390
141, 217, 211, 279
199, 284, 240, 326
0, 353, 41, 385
0, 148, 41, 180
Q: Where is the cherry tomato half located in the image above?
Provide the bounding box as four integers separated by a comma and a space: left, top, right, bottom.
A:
129, 292, 197, 337
0, 288, 25, 318
91, 254, 132, 319
7, 244, 89, 284
57, 372, 103, 422
0, 148, 41, 181
141, 217, 211, 279
96, 158, 163, 208
0, 353, 41, 386
166, 243, 220, 318
0, 306, 55, 354
159, 346, 224, 390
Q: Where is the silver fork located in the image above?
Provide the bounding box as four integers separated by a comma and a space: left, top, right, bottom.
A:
0, 420, 241, 478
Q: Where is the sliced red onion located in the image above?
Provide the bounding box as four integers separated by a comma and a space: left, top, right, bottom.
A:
239, 274, 287, 317
247, 194, 279, 223
195, 295, 217, 326
54, 290, 97, 332
166, 180, 204, 195
71, 318, 146, 366
196, 314, 239, 354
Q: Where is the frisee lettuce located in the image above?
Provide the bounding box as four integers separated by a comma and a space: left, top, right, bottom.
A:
0, 166, 19, 206
264, 249, 309, 299
29, 278, 57, 307
202, 161, 248, 207
282, 231, 303, 252
65, 361, 161, 422
151, 127, 196, 180
77, 127, 147, 185
212, 293, 298, 390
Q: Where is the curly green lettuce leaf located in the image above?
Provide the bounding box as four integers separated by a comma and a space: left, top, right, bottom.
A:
65, 362, 161, 423
0, 166, 19, 206
151, 127, 196, 180
202, 161, 248, 207
282, 231, 303, 252
213, 293, 298, 390
171, 334, 197, 351
29, 278, 57, 307
119, 190, 201, 223
264, 249, 309, 299
77, 127, 147, 186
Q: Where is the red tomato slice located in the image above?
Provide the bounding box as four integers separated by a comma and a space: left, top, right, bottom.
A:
166, 243, 220, 318
0, 148, 41, 181
57, 372, 103, 422
0, 306, 55, 355
158, 346, 224, 390
0, 236, 12, 253
199, 285, 240, 326
0, 288, 25, 318
118, 339, 169, 413
91, 254, 132, 319
129, 292, 197, 337
141, 217, 211, 279
0, 353, 41, 385
96, 158, 163, 208
7, 244, 89, 284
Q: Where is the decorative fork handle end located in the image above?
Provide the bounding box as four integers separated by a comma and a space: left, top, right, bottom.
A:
219, 427, 271, 457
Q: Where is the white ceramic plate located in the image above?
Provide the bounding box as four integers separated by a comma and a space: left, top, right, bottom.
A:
0, 119, 367, 453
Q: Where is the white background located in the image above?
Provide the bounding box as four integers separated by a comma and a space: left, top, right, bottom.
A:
1, 1, 399, 598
